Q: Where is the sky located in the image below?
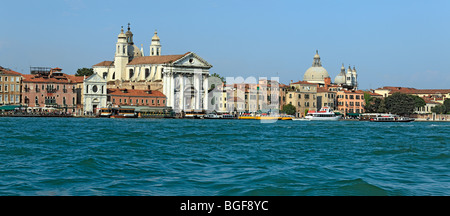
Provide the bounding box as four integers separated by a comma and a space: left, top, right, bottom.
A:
1, 0, 449, 90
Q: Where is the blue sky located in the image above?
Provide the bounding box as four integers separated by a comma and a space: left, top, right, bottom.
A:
1, 0, 449, 89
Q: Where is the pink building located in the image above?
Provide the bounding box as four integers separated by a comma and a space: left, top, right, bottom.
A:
22, 68, 84, 113
336, 90, 365, 116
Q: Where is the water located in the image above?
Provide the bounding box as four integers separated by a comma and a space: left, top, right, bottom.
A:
0, 117, 448, 196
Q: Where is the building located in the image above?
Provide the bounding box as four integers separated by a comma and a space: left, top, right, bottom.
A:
83, 73, 107, 114
334, 64, 358, 90
374, 86, 450, 104
108, 88, 166, 108
0, 66, 22, 106
336, 90, 365, 116
317, 87, 336, 110
286, 81, 318, 117
21, 67, 84, 113
92, 25, 212, 114
303, 50, 330, 85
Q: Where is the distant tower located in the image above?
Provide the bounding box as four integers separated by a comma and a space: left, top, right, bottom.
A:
149, 30, 161, 56
345, 65, 353, 86
114, 26, 129, 81
352, 66, 358, 89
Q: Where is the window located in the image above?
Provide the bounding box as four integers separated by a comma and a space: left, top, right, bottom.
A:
124, 99, 127, 103
5, 95, 8, 103
4, 77, 7, 82
35, 96, 38, 104
305, 94, 309, 99
298, 94, 301, 99
0, 95, 2, 102
350, 95, 354, 99
73, 97, 75, 105
152, 99, 154, 104
0, 85, 2, 92
119, 99, 122, 103
4, 85, 7, 92
356, 95, 360, 100
145, 68, 150, 78
103, 72, 108, 79
63, 97, 66, 105
129, 69, 134, 79
16, 77, 20, 82
289, 94, 292, 99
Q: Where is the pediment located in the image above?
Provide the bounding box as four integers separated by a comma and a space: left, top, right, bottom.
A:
85, 73, 107, 83
172, 52, 212, 68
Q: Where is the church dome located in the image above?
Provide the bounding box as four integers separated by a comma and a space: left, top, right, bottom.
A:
152, 30, 160, 41
334, 64, 346, 84
303, 50, 330, 84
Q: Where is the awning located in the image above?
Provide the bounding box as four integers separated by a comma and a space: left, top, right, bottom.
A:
346, 113, 361, 116
0, 105, 21, 111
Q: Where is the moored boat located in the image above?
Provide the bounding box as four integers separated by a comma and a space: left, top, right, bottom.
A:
110, 108, 136, 118
369, 114, 415, 122
305, 106, 341, 121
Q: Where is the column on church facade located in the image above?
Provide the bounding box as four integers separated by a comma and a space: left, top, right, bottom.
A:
203, 74, 208, 111
179, 73, 185, 111
170, 72, 175, 108
163, 72, 167, 99
194, 73, 201, 110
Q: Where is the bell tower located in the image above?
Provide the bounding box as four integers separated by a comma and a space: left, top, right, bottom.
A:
149, 30, 161, 56
114, 26, 129, 81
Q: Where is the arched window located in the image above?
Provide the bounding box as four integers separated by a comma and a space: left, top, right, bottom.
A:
129, 69, 134, 79
112, 72, 115, 80
103, 72, 108, 79
145, 68, 150, 78
35, 96, 38, 105
73, 97, 75, 105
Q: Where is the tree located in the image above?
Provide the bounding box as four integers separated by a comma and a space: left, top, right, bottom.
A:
410, 95, 426, 109
431, 105, 446, 114
282, 104, 296, 115
444, 99, 450, 114
384, 92, 416, 116
210, 73, 225, 84
75, 68, 94, 77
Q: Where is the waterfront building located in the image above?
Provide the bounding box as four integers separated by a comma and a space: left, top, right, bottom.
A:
286, 81, 318, 117
317, 87, 337, 111
0, 66, 22, 106
107, 88, 166, 108
374, 86, 450, 104
92, 25, 212, 114
336, 90, 365, 117
21, 67, 84, 113
83, 73, 107, 114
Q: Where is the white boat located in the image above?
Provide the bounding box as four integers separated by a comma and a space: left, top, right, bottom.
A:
292, 118, 310, 121
305, 106, 341, 121
369, 114, 415, 122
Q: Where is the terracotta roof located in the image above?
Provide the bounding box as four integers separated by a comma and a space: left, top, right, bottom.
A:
127, 52, 190, 65
93, 61, 114, 67
107, 88, 166, 97
0, 68, 23, 76
291, 80, 317, 85
22, 73, 84, 84
379, 86, 450, 94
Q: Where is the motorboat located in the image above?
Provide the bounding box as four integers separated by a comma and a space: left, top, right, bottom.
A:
369, 114, 415, 122
305, 106, 341, 121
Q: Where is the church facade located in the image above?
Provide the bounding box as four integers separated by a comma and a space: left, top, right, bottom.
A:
92, 25, 213, 113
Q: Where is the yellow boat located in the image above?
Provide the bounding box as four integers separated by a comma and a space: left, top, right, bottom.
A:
238, 115, 256, 120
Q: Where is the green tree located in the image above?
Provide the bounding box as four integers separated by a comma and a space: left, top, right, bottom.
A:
385, 92, 416, 116
444, 99, 450, 114
75, 68, 94, 77
431, 105, 446, 114
210, 73, 225, 84
282, 104, 296, 115
410, 95, 426, 109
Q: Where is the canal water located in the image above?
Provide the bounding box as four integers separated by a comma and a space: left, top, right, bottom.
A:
0, 117, 448, 195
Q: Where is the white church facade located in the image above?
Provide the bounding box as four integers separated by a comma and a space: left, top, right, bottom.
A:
92, 24, 213, 113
